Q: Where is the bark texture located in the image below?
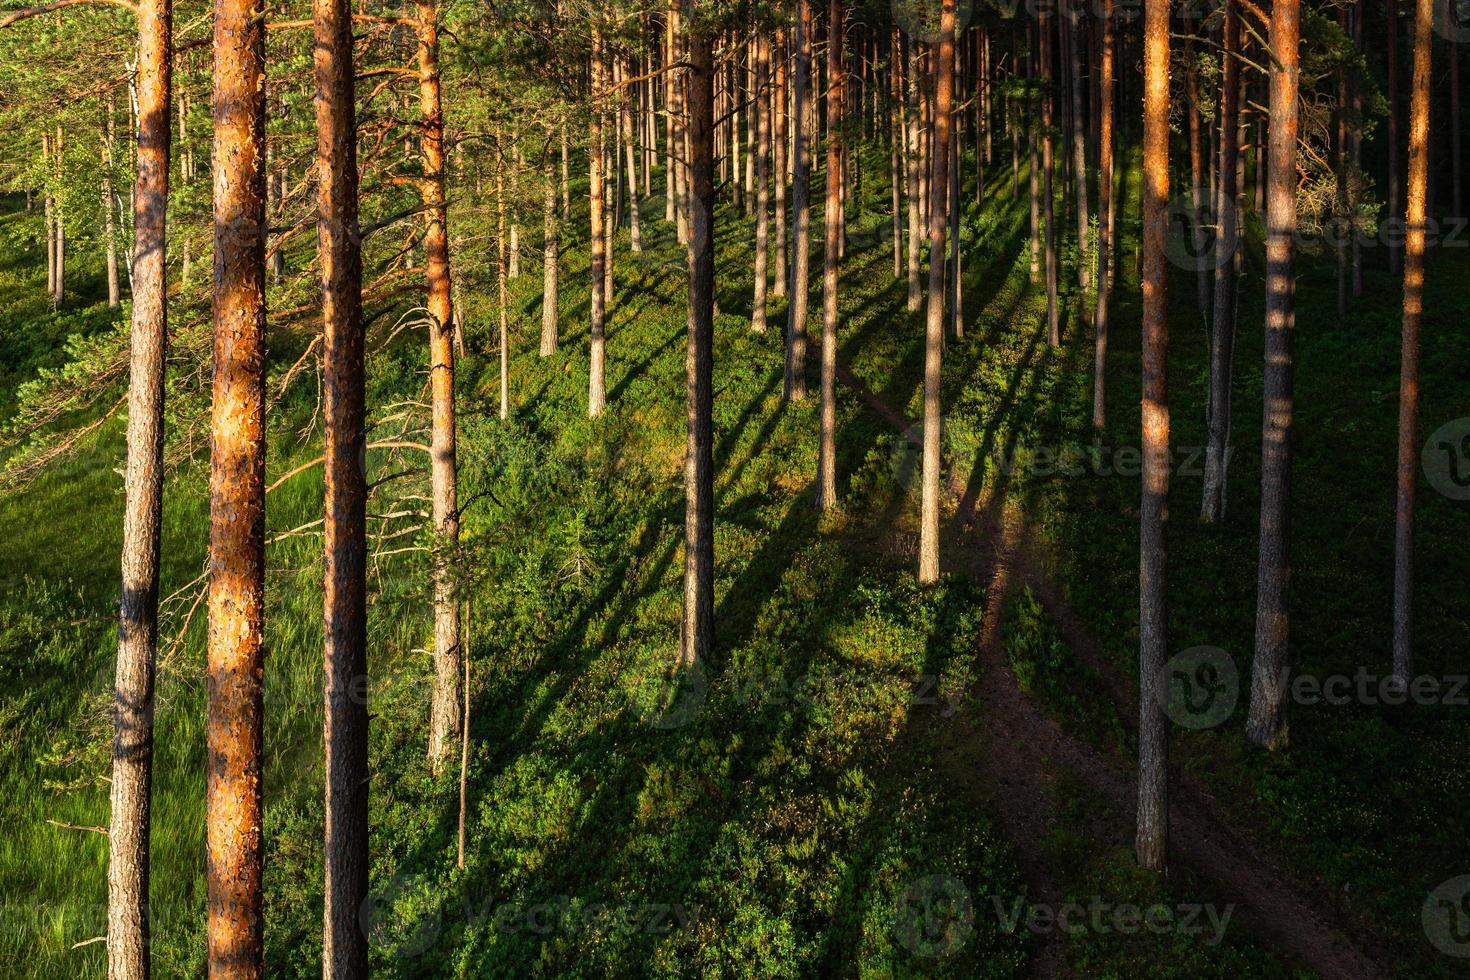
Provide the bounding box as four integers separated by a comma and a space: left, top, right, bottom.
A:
207, 0, 268, 967
108, 0, 171, 974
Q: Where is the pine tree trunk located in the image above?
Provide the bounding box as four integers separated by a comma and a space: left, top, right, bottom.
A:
1202, 0, 1241, 522
315, 0, 369, 967
497, 153, 510, 420
1040, 13, 1059, 345
207, 0, 268, 966
417, 0, 462, 770
905, 35, 923, 310
815, 0, 843, 511
680, 21, 715, 668
1394, 0, 1433, 687
621, 58, 643, 253
1187, 53, 1210, 317
1387, 0, 1401, 273
1137, 0, 1170, 873
541, 171, 559, 356
1067, 7, 1089, 292
918, 0, 955, 584
1091, 0, 1113, 430
1247, 0, 1302, 751
752, 32, 772, 332
786, 0, 812, 401
773, 27, 789, 297
108, 0, 171, 974
103, 98, 121, 309
589, 33, 609, 417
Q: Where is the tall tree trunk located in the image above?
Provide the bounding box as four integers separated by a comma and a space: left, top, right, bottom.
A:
541, 169, 559, 356
1387, 0, 1402, 273
417, 0, 461, 771
774, 28, 789, 297
53, 125, 65, 305
891, 30, 904, 280
103, 97, 121, 309
680, 19, 715, 668
1091, 0, 1113, 430
752, 32, 772, 332
815, 0, 844, 511
1028, 27, 1040, 285
1137, 0, 1170, 873
42, 132, 54, 299
497, 158, 511, 420
589, 31, 609, 417
1202, 0, 1242, 522
905, 34, 923, 310
1246, 0, 1302, 751
1186, 50, 1209, 317
1041, 11, 1059, 345
621, 59, 643, 253
1393, 0, 1433, 688
207, 0, 267, 966
786, 0, 812, 401
108, 0, 170, 974
1067, 7, 1089, 291
918, 0, 955, 584
315, 0, 368, 967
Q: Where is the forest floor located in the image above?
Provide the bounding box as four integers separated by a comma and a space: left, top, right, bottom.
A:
0, 140, 1467, 979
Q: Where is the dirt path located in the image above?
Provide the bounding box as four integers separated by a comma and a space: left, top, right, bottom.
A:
836, 364, 1384, 980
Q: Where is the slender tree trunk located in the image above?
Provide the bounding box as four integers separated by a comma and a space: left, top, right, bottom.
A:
497, 157, 510, 420
773, 27, 789, 297
665, 9, 677, 224
1187, 51, 1209, 317
1393, 0, 1433, 688
680, 21, 715, 668
752, 32, 772, 332
207, 0, 267, 967
1202, 0, 1241, 522
621, 59, 643, 253
905, 34, 923, 310
1028, 28, 1040, 284
456, 602, 471, 868
1091, 0, 1113, 430
541, 170, 559, 356
1137, 0, 1170, 873
589, 31, 609, 417
1041, 12, 1059, 345
417, 0, 461, 770
891, 30, 904, 280
42, 133, 55, 300
815, 0, 844, 511
786, 0, 812, 401
107, 0, 170, 975
53, 125, 65, 305
561, 122, 570, 220
918, 0, 955, 584
1067, 6, 1090, 291
315, 0, 368, 967
1247, 0, 1302, 751
103, 98, 121, 309
1388, 0, 1402, 273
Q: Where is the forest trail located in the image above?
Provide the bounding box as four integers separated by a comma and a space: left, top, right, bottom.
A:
835, 363, 1386, 980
